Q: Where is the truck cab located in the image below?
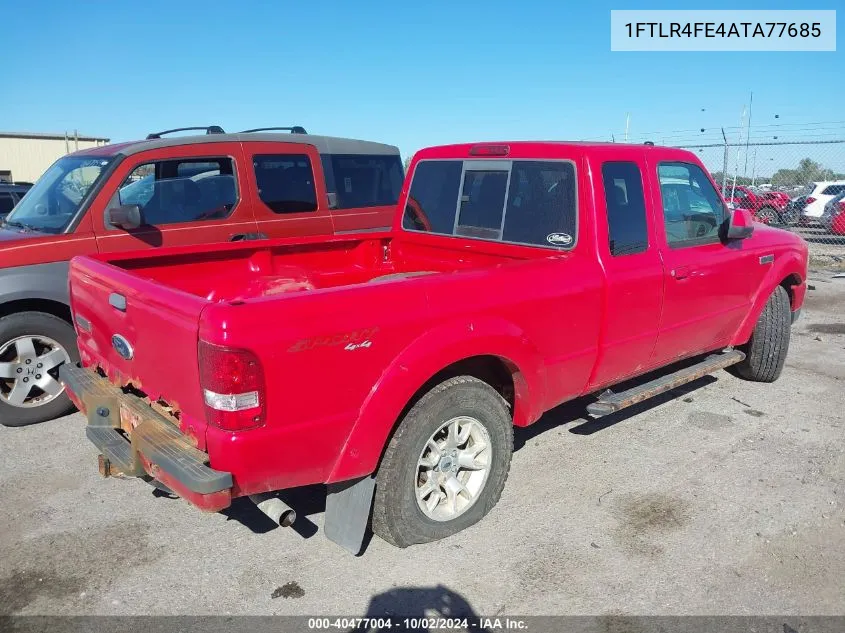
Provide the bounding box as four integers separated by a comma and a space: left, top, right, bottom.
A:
0, 125, 403, 426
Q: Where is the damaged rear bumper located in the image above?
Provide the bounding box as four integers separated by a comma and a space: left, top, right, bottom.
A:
59, 363, 233, 511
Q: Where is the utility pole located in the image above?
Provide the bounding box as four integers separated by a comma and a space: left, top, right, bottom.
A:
624, 113, 630, 143
743, 91, 753, 177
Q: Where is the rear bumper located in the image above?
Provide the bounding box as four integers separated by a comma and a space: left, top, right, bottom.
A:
59, 363, 233, 511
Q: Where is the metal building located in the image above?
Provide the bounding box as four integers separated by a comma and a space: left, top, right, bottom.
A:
0, 130, 110, 183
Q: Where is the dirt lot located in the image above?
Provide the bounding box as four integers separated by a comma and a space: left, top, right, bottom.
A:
1, 274, 843, 617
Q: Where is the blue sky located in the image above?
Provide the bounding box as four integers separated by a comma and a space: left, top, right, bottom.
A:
2, 0, 843, 168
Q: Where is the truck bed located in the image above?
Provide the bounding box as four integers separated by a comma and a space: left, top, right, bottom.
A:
102, 233, 526, 303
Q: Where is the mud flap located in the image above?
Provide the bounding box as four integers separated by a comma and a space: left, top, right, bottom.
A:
324, 475, 376, 555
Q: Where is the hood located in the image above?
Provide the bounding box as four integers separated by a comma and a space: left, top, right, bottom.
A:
0, 226, 46, 243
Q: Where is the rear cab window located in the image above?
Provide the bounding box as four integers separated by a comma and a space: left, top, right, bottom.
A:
402, 159, 577, 249
601, 161, 648, 256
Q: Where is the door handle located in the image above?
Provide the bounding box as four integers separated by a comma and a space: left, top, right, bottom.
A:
672, 266, 691, 280
229, 232, 268, 242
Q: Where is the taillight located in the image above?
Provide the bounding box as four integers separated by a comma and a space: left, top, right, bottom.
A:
806, 197, 816, 205
198, 341, 265, 431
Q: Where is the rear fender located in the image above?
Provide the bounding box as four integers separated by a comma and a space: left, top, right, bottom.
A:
731, 251, 805, 345
327, 317, 546, 483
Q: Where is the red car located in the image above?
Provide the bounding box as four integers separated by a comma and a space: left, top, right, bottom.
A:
0, 125, 403, 426
61, 141, 808, 553
716, 184, 787, 224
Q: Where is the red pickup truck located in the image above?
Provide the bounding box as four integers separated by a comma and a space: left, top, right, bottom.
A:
60, 141, 808, 553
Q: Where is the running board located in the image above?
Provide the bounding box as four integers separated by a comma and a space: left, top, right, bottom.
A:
586, 350, 745, 418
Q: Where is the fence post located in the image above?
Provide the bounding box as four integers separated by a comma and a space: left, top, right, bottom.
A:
721, 128, 729, 193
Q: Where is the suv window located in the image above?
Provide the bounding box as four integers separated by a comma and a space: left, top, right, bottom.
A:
116, 157, 237, 226
0, 192, 16, 214
602, 162, 648, 256
402, 159, 577, 248
321, 154, 403, 209
821, 184, 845, 196
253, 154, 317, 214
658, 162, 724, 247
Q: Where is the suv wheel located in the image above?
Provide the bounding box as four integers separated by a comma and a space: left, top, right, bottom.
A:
732, 286, 791, 383
0, 312, 78, 427
372, 376, 513, 548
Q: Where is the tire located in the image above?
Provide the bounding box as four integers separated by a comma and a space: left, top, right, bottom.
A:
756, 206, 780, 225
372, 375, 513, 548
0, 312, 79, 427
732, 286, 791, 383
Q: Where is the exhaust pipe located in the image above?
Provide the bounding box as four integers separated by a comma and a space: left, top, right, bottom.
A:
249, 492, 296, 527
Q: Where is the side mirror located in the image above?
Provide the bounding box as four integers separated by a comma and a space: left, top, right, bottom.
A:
725, 207, 754, 240
107, 205, 143, 230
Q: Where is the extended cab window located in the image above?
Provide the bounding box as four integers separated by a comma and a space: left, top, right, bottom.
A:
253, 154, 317, 214
321, 154, 403, 209
402, 159, 577, 249
115, 157, 237, 226
602, 161, 648, 256
658, 162, 725, 248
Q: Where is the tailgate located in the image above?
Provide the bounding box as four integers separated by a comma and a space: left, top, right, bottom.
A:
68, 255, 210, 441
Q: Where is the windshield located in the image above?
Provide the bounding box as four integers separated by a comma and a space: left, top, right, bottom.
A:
4, 156, 113, 233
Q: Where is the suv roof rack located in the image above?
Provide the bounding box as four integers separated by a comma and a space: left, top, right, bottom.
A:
239, 126, 307, 134
146, 126, 225, 140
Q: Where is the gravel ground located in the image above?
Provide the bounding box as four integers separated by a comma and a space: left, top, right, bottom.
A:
1, 273, 843, 617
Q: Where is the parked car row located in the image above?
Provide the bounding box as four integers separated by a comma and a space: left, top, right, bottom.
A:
717, 180, 845, 232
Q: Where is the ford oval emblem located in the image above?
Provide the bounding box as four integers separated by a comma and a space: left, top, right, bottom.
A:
546, 232, 573, 246
112, 334, 134, 360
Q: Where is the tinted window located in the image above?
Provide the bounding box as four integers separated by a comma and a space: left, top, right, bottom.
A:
822, 184, 845, 196
402, 159, 577, 248
602, 162, 648, 256
503, 161, 576, 247
115, 157, 237, 226
456, 169, 508, 239
658, 162, 725, 247
402, 161, 463, 233
322, 154, 403, 209
254, 154, 317, 214
0, 192, 15, 213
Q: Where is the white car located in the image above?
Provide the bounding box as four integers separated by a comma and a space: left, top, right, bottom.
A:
799, 180, 845, 219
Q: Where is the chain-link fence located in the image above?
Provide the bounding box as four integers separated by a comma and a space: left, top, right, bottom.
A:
677, 139, 845, 270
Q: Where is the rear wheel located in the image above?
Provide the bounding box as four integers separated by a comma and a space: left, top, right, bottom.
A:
756, 206, 780, 225
733, 286, 791, 383
372, 376, 513, 548
0, 312, 78, 427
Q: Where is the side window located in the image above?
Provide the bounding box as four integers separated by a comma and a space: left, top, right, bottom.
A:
0, 192, 16, 213
658, 162, 725, 248
253, 154, 317, 214
822, 184, 845, 196
115, 157, 237, 227
503, 161, 576, 247
321, 154, 403, 209
602, 161, 648, 256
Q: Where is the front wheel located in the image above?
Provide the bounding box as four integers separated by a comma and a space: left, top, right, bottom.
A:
732, 286, 791, 383
0, 312, 78, 427
372, 376, 513, 548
